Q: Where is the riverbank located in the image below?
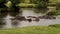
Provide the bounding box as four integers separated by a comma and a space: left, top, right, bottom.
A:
0, 26, 60, 34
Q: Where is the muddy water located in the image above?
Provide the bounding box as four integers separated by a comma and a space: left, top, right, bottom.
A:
18, 18, 60, 27
0, 9, 60, 29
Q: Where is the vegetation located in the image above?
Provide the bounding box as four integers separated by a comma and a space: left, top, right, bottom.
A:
17, 3, 36, 8
46, 10, 60, 16
0, 0, 21, 17
34, 0, 48, 8
0, 0, 60, 15
0, 0, 7, 18
9, 6, 20, 16
46, 10, 57, 16
10, 0, 20, 4
49, 24, 60, 28
56, 3, 60, 10
0, 26, 60, 34
0, 8, 7, 18
7, 0, 20, 17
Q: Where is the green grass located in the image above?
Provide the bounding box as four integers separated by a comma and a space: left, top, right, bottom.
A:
0, 26, 60, 34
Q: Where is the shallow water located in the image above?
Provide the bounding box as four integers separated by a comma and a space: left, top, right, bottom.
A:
0, 9, 60, 29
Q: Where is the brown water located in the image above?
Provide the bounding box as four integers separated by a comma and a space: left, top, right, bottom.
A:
0, 9, 60, 29
3, 15, 60, 28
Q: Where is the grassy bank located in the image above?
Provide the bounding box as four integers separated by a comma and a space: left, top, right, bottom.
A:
0, 26, 60, 34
